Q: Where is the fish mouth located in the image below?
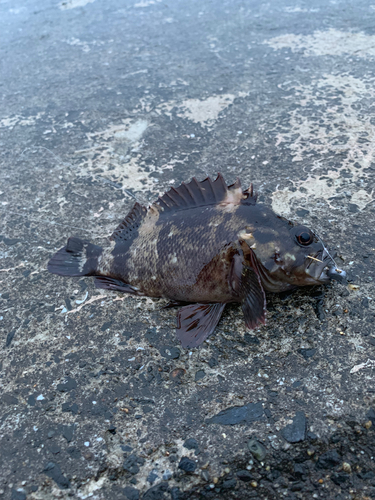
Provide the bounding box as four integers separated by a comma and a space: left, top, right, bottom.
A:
307, 249, 347, 285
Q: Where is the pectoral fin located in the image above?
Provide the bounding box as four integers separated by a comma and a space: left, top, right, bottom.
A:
176, 303, 226, 348
230, 252, 266, 330
240, 266, 266, 329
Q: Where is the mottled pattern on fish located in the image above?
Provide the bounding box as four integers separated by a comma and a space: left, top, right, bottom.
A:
48, 174, 346, 348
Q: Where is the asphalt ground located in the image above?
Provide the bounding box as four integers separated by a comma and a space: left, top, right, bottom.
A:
1, 0, 375, 499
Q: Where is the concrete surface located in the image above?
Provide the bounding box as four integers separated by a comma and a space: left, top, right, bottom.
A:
1, 0, 375, 499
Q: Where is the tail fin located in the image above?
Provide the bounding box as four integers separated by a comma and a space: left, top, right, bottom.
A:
47, 237, 102, 277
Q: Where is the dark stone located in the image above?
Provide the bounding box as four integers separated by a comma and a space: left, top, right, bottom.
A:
222, 478, 237, 489
159, 346, 180, 360
315, 299, 326, 321
57, 377, 77, 392
195, 370, 206, 381
3, 237, 21, 246
11, 491, 26, 500
281, 411, 306, 443
145, 327, 158, 345
122, 445, 133, 453
27, 395, 36, 406
208, 357, 218, 368
49, 444, 61, 454
61, 402, 78, 414
298, 348, 317, 360
307, 431, 318, 441
101, 321, 112, 331
296, 208, 310, 217
183, 438, 199, 454
293, 464, 305, 479
244, 333, 260, 345
123, 486, 139, 500
170, 487, 183, 500
6, 330, 16, 347
290, 482, 304, 491
368, 408, 375, 425
3, 394, 18, 405
43, 462, 70, 489
348, 203, 359, 213
67, 447, 81, 459
368, 337, 375, 346
123, 454, 145, 475
62, 424, 75, 443
317, 450, 341, 468
236, 470, 252, 482
331, 472, 349, 485
206, 402, 263, 425
143, 482, 169, 500
362, 297, 369, 308
178, 456, 196, 473
147, 470, 158, 484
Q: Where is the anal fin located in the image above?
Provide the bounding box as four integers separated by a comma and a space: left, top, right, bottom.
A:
94, 276, 138, 294
176, 303, 225, 348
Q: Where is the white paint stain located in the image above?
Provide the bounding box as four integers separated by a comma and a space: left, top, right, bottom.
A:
271, 74, 375, 215
66, 294, 106, 315
177, 95, 237, 128
284, 6, 320, 13
59, 0, 95, 10
134, 0, 162, 7
0, 112, 44, 129
75, 119, 154, 192
64, 37, 107, 53
265, 28, 375, 58
77, 476, 106, 500
350, 359, 375, 374
155, 93, 248, 129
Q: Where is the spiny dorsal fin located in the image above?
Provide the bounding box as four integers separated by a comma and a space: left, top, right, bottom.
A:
110, 174, 257, 242
110, 202, 147, 242
155, 173, 257, 213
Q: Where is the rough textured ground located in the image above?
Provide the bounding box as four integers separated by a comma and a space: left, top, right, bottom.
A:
1, 0, 375, 499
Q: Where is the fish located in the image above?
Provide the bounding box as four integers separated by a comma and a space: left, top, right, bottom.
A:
47, 173, 346, 348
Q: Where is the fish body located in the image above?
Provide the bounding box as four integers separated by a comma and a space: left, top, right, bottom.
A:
48, 174, 345, 347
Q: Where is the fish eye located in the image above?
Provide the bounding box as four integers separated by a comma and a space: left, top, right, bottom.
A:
296, 230, 313, 246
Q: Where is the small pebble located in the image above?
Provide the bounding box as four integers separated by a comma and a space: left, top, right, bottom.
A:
201, 470, 210, 482
250, 480, 257, 488
342, 462, 352, 473
364, 420, 372, 429
248, 439, 267, 461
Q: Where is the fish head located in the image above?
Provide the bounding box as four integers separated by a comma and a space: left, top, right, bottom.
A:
239, 215, 346, 291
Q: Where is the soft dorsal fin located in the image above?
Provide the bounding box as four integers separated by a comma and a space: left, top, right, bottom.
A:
155, 173, 257, 213
110, 202, 147, 242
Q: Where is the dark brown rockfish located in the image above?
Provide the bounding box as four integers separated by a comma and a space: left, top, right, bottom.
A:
48, 174, 346, 348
